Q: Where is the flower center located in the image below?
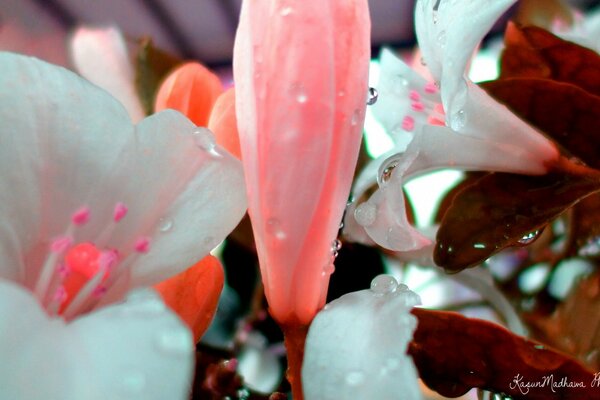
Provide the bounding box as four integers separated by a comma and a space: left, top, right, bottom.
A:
33, 203, 151, 319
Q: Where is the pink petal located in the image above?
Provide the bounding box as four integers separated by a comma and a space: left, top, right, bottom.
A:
233, 0, 371, 324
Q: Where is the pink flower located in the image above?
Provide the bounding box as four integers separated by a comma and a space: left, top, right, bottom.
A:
233, 0, 371, 325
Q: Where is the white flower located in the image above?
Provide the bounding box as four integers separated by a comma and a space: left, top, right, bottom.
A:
302, 275, 422, 400
346, 0, 559, 255
0, 52, 247, 399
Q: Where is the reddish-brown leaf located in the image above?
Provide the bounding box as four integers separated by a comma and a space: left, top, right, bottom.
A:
525, 272, 600, 371
500, 23, 600, 96
409, 307, 597, 399
483, 78, 600, 169
434, 160, 600, 272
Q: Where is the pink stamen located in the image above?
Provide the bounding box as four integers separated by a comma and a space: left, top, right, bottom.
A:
113, 202, 128, 222
411, 101, 425, 112
409, 90, 420, 101
98, 250, 119, 270
58, 263, 71, 279
424, 82, 438, 94
53, 286, 68, 303
134, 237, 151, 253
72, 206, 90, 225
51, 236, 73, 254
402, 115, 415, 132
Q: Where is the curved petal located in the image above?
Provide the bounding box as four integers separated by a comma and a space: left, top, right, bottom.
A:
208, 88, 241, 159
70, 289, 194, 400
155, 255, 224, 342
234, 0, 370, 324
0, 53, 246, 294
302, 275, 422, 400
69, 26, 145, 123
0, 280, 90, 400
414, 0, 517, 114
154, 62, 223, 127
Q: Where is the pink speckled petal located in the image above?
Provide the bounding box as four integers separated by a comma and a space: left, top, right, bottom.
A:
234, 0, 370, 324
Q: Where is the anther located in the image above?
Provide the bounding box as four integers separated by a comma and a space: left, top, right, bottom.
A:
71, 206, 91, 225
113, 202, 128, 222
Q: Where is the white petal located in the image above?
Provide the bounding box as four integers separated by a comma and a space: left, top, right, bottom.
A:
123, 122, 247, 287
414, 0, 516, 113
0, 52, 131, 285
0, 53, 246, 291
0, 280, 91, 400
372, 48, 439, 143
70, 26, 145, 123
303, 275, 422, 400
69, 289, 194, 400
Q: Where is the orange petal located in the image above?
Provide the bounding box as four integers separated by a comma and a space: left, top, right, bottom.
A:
154, 255, 224, 342
154, 62, 223, 126
208, 87, 241, 159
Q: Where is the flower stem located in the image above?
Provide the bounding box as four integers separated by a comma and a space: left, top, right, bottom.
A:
282, 322, 309, 400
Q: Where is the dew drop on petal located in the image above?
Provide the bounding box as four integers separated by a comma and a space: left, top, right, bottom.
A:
266, 218, 286, 240
121, 371, 146, 394
290, 83, 308, 103
158, 217, 174, 233
156, 329, 190, 356
450, 109, 466, 130
366, 87, 378, 105
370, 274, 398, 295
345, 371, 365, 386
193, 128, 217, 152
280, 6, 292, 16
354, 202, 377, 227
378, 156, 401, 186
437, 30, 447, 47
351, 109, 360, 126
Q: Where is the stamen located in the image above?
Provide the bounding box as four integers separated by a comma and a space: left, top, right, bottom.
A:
34, 236, 73, 300
424, 82, 438, 94
113, 202, 128, 222
409, 90, 421, 102
47, 286, 68, 316
62, 265, 107, 320
411, 101, 425, 112
402, 115, 415, 132
134, 237, 151, 253
51, 236, 73, 254
71, 206, 91, 226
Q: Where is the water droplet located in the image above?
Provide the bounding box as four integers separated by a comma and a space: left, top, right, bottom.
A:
377, 155, 401, 185
193, 128, 217, 152
345, 370, 365, 386
370, 274, 398, 295
339, 220, 345, 230
158, 218, 173, 233
437, 30, 447, 47
350, 109, 360, 126
332, 239, 342, 252
266, 218, 286, 240
473, 243, 486, 249
121, 371, 146, 394
280, 6, 292, 16
366, 87, 378, 105
156, 328, 190, 356
338, 89, 346, 97
290, 83, 307, 103
534, 344, 545, 350
450, 109, 466, 130
237, 388, 251, 400
323, 263, 335, 276
518, 230, 540, 245
354, 202, 377, 227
